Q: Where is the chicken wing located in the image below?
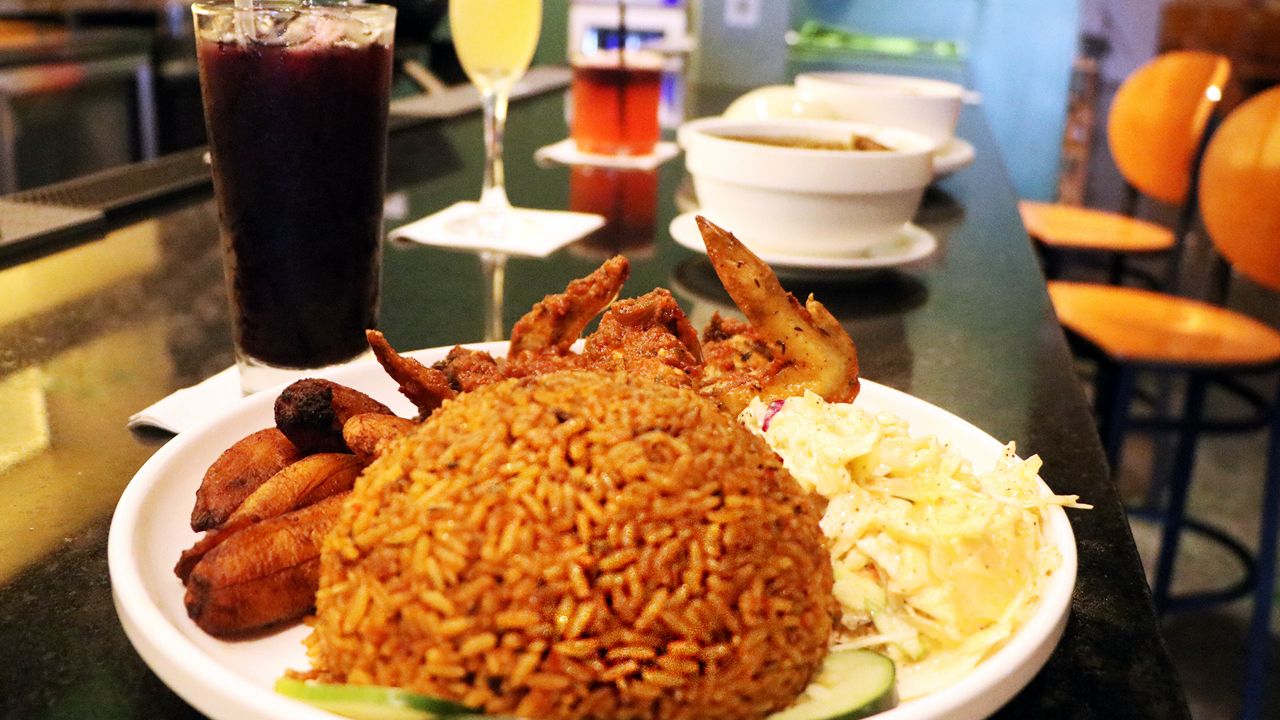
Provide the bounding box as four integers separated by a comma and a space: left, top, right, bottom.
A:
695, 216, 860, 414
580, 288, 703, 389
366, 329, 456, 419
508, 255, 629, 357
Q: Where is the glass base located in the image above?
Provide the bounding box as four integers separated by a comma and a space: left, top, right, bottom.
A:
442, 206, 540, 244
235, 350, 373, 396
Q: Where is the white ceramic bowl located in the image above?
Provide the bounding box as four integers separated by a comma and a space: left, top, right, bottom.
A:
722, 85, 838, 121
795, 72, 966, 148
677, 116, 934, 256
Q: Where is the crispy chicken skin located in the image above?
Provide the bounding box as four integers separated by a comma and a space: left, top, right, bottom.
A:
432, 346, 504, 393
580, 289, 704, 389
366, 329, 456, 419
696, 216, 860, 414
508, 255, 629, 357
360, 238, 858, 416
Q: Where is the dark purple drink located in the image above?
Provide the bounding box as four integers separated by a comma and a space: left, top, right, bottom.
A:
195, 4, 394, 375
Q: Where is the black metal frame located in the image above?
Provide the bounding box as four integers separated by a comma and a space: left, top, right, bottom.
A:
1072, 332, 1280, 720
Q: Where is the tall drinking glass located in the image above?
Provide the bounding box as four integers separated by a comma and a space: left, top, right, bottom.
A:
192, 1, 396, 394
448, 0, 543, 237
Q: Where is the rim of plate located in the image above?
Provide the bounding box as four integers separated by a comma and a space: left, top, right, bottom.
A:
933, 137, 976, 178
669, 211, 938, 270
109, 345, 1075, 720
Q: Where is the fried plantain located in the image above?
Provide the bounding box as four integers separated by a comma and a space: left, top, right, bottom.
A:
226, 453, 364, 526
191, 428, 302, 532
176, 455, 362, 583
274, 378, 393, 454
174, 518, 252, 583
183, 492, 346, 637
342, 412, 418, 464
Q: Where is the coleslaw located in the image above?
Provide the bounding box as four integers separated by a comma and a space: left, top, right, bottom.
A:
741, 392, 1088, 700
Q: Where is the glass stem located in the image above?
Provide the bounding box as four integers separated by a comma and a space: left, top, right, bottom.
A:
480, 87, 512, 216
480, 251, 508, 342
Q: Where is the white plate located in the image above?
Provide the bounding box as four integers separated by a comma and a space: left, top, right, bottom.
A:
109, 344, 1075, 720
933, 138, 976, 178
669, 210, 937, 279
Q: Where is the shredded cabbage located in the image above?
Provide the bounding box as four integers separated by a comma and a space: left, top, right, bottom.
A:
741, 392, 1087, 700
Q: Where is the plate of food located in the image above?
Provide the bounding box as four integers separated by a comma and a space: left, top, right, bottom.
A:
109, 217, 1082, 720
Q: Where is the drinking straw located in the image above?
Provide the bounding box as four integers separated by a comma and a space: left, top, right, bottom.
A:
618, 0, 626, 66
617, 0, 627, 147
234, 0, 256, 44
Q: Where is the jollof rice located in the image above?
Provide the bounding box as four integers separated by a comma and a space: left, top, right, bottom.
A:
302, 371, 836, 719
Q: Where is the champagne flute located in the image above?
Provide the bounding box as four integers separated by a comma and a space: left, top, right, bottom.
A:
449, 0, 542, 341
449, 0, 543, 237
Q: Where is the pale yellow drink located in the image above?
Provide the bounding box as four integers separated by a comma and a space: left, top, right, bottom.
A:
450, 0, 543, 93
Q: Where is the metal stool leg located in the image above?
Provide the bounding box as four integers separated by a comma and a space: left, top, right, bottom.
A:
1147, 373, 1180, 511
0, 97, 16, 194
1241, 387, 1280, 720
1107, 253, 1126, 285
1151, 373, 1209, 613
1041, 246, 1062, 280
1098, 363, 1137, 473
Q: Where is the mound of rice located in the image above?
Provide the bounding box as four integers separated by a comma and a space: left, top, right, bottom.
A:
303, 371, 836, 719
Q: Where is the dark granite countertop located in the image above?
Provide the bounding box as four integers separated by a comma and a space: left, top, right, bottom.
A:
0, 70, 1188, 719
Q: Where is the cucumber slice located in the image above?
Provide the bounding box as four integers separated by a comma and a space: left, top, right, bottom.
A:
274, 678, 477, 720
769, 649, 898, 720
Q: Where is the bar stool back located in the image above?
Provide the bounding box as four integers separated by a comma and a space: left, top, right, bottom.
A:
1021, 51, 1231, 285
1048, 85, 1280, 720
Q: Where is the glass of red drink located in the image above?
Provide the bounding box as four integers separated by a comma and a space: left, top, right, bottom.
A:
569, 166, 658, 255
570, 49, 663, 156
192, 1, 395, 393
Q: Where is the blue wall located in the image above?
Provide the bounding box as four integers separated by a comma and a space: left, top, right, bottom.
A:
795, 0, 1079, 201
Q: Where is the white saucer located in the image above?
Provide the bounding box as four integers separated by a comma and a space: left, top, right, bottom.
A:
534, 139, 681, 171
669, 211, 937, 279
933, 137, 976, 178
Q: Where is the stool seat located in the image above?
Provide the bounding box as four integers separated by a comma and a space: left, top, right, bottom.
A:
1022, 200, 1176, 253
1049, 280, 1280, 368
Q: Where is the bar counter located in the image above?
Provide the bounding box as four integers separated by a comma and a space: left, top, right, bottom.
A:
0, 73, 1188, 719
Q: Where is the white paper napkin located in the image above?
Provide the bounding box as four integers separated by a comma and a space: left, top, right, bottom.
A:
534, 139, 681, 171
128, 366, 243, 434
389, 202, 605, 257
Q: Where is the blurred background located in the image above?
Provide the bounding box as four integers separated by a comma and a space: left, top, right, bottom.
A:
4, 0, 1274, 205
0, 0, 1084, 200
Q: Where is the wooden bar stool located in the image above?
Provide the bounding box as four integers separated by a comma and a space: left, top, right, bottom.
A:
1049, 85, 1280, 720
1021, 51, 1231, 286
